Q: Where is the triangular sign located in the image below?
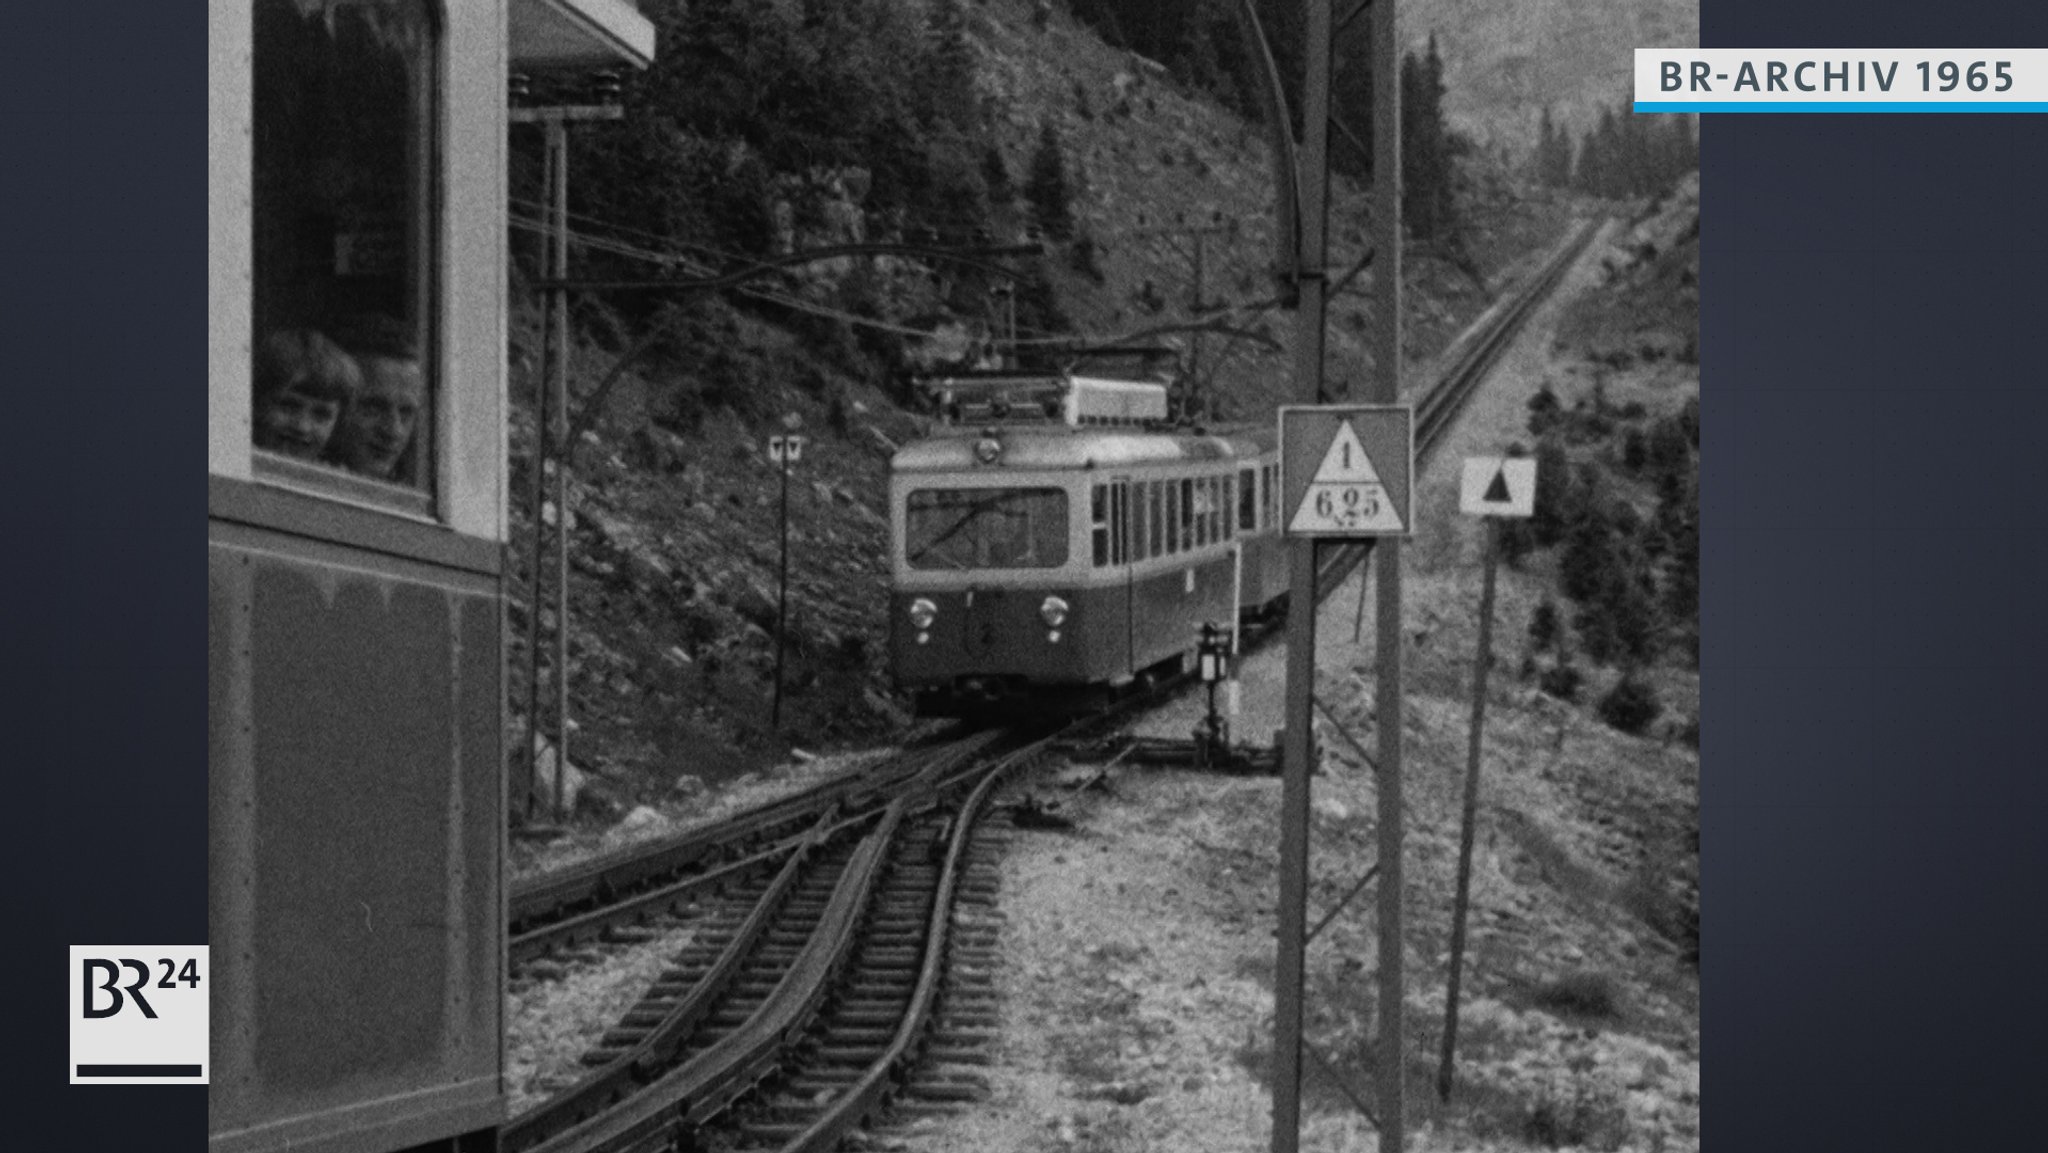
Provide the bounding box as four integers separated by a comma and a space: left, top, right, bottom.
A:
1484, 466, 1511, 503
1458, 457, 1536, 517
1289, 420, 1405, 533
1309, 421, 1382, 484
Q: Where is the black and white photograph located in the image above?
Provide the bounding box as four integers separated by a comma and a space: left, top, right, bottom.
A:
206, 2, 1699, 1151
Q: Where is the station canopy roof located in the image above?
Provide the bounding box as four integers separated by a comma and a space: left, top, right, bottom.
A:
510, 0, 655, 70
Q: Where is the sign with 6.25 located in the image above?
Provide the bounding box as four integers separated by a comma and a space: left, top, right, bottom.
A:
69, 945, 208, 1084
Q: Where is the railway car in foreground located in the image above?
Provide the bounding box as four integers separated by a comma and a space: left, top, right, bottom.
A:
889, 373, 1290, 716
207, 3, 652, 1152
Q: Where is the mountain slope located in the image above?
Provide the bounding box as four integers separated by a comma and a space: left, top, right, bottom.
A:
1404, 0, 1697, 147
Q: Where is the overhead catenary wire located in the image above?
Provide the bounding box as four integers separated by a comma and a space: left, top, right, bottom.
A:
505, 198, 1378, 372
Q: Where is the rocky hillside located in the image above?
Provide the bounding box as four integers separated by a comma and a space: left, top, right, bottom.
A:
509, 0, 1588, 822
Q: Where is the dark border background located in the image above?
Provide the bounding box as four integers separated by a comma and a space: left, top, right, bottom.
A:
1, 3, 210, 1148
5, 1, 2048, 1149
1704, 3, 2048, 1148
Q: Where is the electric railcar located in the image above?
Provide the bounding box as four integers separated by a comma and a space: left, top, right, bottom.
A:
888, 374, 1290, 715
207, 4, 653, 1153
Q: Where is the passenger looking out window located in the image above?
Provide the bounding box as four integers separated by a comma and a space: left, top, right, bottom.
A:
253, 328, 362, 460
327, 314, 425, 483
251, 0, 436, 494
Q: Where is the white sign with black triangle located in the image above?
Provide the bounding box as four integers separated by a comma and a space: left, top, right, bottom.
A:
1459, 456, 1536, 517
1289, 419, 1407, 534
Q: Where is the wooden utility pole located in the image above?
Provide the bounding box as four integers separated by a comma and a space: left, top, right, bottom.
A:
1439, 522, 1500, 1100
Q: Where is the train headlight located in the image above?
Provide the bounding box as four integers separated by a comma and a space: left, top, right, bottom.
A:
974, 431, 1002, 464
1039, 595, 1069, 628
908, 598, 938, 630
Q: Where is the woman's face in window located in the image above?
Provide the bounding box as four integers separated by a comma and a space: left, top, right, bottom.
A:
333, 356, 423, 478
255, 383, 343, 460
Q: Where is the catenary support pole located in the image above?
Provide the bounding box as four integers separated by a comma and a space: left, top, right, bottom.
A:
550, 117, 572, 823
1439, 521, 1500, 1100
1272, 2, 1335, 1152
523, 126, 554, 824
1275, 539, 1319, 1153
772, 452, 790, 730
1370, 0, 1405, 1144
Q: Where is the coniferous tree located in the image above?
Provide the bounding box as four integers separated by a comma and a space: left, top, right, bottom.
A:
1597, 670, 1663, 734
1534, 106, 1574, 187
1531, 437, 1573, 547
1400, 37, 1457, 242
1571, 99, 1699, 198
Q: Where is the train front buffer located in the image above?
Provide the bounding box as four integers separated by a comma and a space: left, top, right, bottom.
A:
889, 584, 1116, 712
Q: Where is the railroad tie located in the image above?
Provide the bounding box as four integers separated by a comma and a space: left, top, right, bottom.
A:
901, 1078, 986, 1104
920, 1042, 994, 1065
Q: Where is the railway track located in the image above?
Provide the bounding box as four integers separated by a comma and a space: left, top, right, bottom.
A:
1314, 216, 1604, 596
509, 729, 1002, 965
505, 723, 1069, 1153
504, 217, 1606, 1150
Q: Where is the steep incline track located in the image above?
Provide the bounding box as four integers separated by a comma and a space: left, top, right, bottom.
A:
1316, 217, 1602, 594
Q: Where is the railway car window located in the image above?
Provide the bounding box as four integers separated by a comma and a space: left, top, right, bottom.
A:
1190, 479, 1208, 548
1240, 469, 1257, 531
1132, 484, 1148, 561
251, 0, 438, 494
907, 488, 1069, 570
1146, 483, 1162, 558
1111, 484, 1129, 566
1164, 482, 1180, 554
1091, 485, 1110, 567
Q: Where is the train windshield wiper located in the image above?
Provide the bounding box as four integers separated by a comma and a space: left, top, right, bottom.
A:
907, 493, 1009, 568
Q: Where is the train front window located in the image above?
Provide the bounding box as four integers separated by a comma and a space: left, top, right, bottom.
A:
251, 0, 438, 496
907, 489, 1070, 570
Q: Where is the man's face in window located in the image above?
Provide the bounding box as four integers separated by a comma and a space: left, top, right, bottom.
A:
335, 356, 423, 479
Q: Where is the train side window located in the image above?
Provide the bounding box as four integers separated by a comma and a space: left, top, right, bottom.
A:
1146, 482, 1162, 558
1132, 482, 1149, 561
1164, 481, 1180, 554
1111, 484, 1128, 566
1239, 468, 1257, 531
251, 0, 438, 500
1091, 484, 1110, 567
